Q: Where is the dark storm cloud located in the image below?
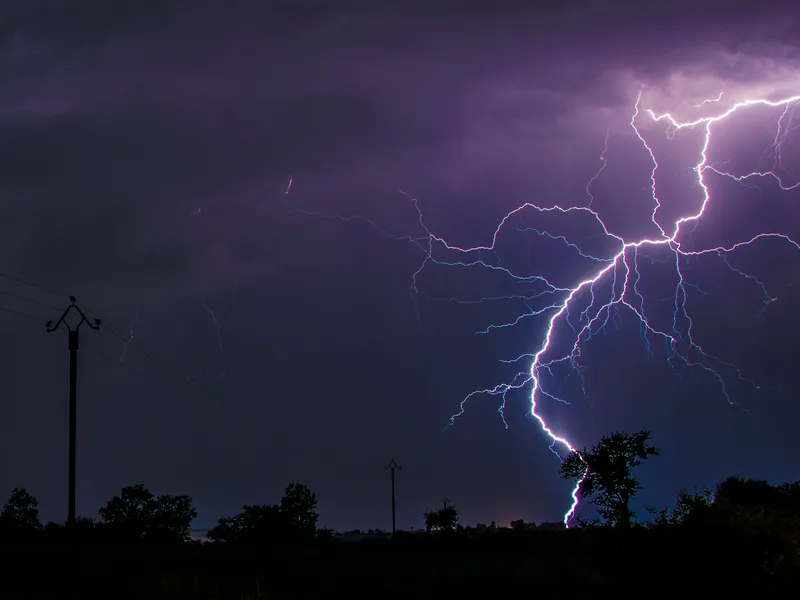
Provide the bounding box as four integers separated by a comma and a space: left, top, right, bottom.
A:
0, 0, 790, 332
0, 6, 487, 295
0, 0, 789, 297
0, 18, 471, 293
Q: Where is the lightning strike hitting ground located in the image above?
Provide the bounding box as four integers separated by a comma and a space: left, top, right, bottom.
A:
296, 88, 800, 526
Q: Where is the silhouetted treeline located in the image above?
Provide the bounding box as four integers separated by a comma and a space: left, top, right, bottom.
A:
0, 430, 798, 597
206, 482, 323, 545
0, 481, 325, 547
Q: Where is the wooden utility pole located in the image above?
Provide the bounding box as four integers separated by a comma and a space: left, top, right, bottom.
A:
440, 495, 450, 510
46, 296, 100, 527
384, 459, 402, 535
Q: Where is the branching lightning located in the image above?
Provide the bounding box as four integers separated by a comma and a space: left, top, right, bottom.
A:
203, 300, 227, 384
295, 89, 800, 526
118, 305, 140, 365
585, 127, 610, 208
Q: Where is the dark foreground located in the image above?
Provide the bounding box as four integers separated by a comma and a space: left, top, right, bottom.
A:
3, 527, 797, 598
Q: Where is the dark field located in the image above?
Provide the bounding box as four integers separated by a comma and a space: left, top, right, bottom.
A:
3, 528, 796, 599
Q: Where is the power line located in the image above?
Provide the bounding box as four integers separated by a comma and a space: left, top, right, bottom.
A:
78, 309, 205, 388
0, 268, 418, 387
0, 305, 48, 323
0, 292, 192, 402
0, 270, 199, 385
0, 287, 61, 311
0, 271, 68, 300
101, 324, 193, 380
0, 288, 195, 423
81, 340, 187, 402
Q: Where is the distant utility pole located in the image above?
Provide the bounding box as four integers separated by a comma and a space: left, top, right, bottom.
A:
46, 297, 100, 527
440, 495, 450, 510
384, 459, 402, 535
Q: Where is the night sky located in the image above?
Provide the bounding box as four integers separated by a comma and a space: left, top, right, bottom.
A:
1, 1, 800, 533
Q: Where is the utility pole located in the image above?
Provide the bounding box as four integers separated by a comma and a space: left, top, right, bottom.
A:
46, 297, 100, 528
440, 495, 450, 510
384, 459, 401, 535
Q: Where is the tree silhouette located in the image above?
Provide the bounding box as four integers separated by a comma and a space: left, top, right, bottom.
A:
206, 515, 239, 543
710, 477, 800, 535
662, 489, 713, 526
657, 477, 800, 580
0, 488, 42, 531
208, 482, 319, 545
99, 484, 153, 540
424, 506, 459, 532
510, 519, 530, 532
715, 476, 786, 512
208, 504, 286, 545
98, 484, 196, 542
560, 429, 660, 528
150, 493, 197, 542
280, 482, 318, 541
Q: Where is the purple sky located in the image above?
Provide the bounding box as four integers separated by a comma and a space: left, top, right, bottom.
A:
1, 1, 799, 532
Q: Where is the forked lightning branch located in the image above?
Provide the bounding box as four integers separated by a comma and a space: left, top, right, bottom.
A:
298, 88, 800, 525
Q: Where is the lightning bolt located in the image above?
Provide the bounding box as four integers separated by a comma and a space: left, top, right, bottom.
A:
585, 127, 610, 208
295, 88, 800, 526
118, 305, 140, 365
203, 300, 227, 384
285, 175, 294, 195
688, 90, 724, 108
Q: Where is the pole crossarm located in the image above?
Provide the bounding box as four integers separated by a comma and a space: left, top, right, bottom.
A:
384, 459, 402, 472
46, 296, 101, 335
